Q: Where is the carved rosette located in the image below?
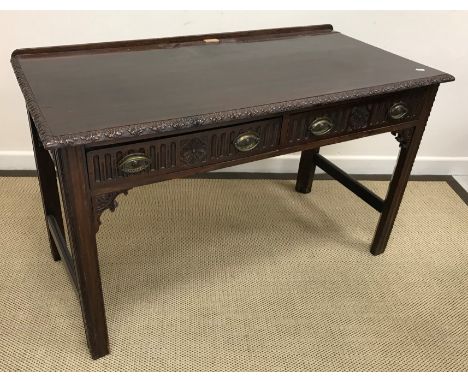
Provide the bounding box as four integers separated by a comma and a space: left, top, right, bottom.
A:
391, 128, 414, 149
348, 105, 371, 131
95, 190, 128, 229
180, 137, 208, 166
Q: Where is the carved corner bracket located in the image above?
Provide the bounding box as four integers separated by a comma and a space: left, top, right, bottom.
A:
391, 127, 414, 149
94, 190, 129, 230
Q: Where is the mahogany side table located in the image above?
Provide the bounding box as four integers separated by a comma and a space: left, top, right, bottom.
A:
11, 24, 454, 359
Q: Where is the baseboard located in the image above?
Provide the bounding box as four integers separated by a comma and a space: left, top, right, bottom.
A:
0, 151, 36, 170
219, 154, 468, 175
0, 150, 467, 176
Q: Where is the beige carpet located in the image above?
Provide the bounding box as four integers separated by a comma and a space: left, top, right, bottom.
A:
0, 176, 467, 371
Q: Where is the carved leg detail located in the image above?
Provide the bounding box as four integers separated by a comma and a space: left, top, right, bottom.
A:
94, 190, 128, 230
56, 146, 110, 359
28, 112, 65, 261
391, 128, 414, 149
296, 148, 320, 194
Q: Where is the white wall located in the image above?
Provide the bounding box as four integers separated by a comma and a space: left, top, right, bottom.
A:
1, 11, 467, 174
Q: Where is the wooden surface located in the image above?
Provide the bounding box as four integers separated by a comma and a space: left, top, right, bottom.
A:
11, 24, 454, 359
12, 25, 453, 148
55, 146, 109, 359
28, 113, 64, 262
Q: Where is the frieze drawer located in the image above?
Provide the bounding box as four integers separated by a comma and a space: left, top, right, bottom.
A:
87, 117, 282, 188
284, 89, 426, 145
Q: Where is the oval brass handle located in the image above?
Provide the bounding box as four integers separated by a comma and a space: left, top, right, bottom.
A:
388, 102, 409, 120
234, 131, 260, 152
309, 116, 334, 136
118, 153, 151, 174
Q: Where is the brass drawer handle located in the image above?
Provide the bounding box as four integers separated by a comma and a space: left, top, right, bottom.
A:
389, 102, 409, 120
118, 153, 151, 174
309, 116, 334, 136
234, 131, 260, 152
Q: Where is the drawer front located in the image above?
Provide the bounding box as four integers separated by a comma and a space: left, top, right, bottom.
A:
87, 117, 282, 188
285, 89, 425, 145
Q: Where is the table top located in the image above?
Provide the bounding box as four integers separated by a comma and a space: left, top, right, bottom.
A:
11, 24, 454, 149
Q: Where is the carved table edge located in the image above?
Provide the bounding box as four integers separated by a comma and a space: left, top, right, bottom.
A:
11, 54, 454, 150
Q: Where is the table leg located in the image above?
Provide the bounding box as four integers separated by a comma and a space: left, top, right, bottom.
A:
295, 148, 320, 193
371, 86, 439, 255
28, 112, 64, 261
370, 126, 422, 255
56, 146, 110, 359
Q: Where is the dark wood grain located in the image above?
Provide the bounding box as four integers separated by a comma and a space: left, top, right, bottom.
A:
46, 215, 78, 289
11, 25, 454, 360
371, 85, 439, 255
28, 112, 65, 261
86, 117, 282, 189
11, 26, 453, 148
11, 24, 334, 57
55, 146, 109, 359
295, 148, 320, 194
89, 119, 419, 195
313, 153, 384, 212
